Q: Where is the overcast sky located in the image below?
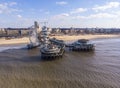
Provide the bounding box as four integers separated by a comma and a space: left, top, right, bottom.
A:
0, 0, 120, 28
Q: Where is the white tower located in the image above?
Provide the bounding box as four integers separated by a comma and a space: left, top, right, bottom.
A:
41, 26, 50, 48
28, 21, 40, 47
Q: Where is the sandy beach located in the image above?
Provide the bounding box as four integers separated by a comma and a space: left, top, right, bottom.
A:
0, 34, 120, 45
0, 37, 30, 45
52, 34, 120, 41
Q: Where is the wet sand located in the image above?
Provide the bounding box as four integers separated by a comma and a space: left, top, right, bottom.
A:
52, 34, 120, 41
0, 38, 120, 88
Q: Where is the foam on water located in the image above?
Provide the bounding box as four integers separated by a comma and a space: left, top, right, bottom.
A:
92, 38, 120, 44
0, 45, 26, 52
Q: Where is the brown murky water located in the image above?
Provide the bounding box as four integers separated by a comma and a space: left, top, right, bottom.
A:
0, 38, 120, 88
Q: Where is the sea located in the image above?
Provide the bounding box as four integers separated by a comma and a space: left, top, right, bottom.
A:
0, 38, 120, 88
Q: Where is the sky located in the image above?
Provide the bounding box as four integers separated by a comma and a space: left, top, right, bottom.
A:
0, 0, 120, 28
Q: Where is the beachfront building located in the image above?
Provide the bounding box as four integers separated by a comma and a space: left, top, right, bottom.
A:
1, 28, 29, 38
69, 27, 75, 35
0, 28, 6, 37
6, 28, 29, 37
1, 26, 120, 38
51, 28, 61, 35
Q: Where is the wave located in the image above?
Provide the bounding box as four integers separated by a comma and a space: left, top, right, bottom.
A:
92, 38, 120, 44
0, 45, 26, 52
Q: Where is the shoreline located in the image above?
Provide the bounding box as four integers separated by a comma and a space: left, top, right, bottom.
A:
0, 37, 30, 46
51, 34, 120, 41
0, 34, 120, 45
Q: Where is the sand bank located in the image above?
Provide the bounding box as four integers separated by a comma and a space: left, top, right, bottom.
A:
0, 34, 120, 45
51, 34, 120, 41
0, 37, 30, 45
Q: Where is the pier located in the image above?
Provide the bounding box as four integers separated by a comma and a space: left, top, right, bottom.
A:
67, 39, 95, 51
26, 21, 95, 59
39, 24, 65, 59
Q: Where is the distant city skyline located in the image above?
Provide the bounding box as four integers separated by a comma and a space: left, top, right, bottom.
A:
0, 0, 120, 28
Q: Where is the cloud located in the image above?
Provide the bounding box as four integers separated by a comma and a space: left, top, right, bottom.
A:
45, 11, 50, 14
17, 14, 22, 18
72, 13, 117, 19
52, 13, 69, 20
70, 8, 87, 14
9, 2, 17, 6
52, 12, 117, 21
93, 2, 120, 12
111, 10, 120, 15
54, 13, 69, 17
88, 13, 117, 18
61, 13, 69, 16
0, 2, 21, 14
37, 9, 50, 15
56, 1, 68, 5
